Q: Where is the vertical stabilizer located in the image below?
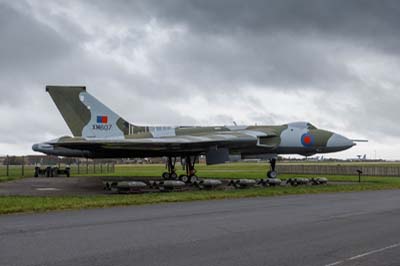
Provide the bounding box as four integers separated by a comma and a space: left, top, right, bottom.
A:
46, 85, 129, 139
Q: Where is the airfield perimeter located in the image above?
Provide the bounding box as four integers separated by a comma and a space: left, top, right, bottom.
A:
1, 190, 400, 266
1, 162, 400, 265
1, 162, 400, 214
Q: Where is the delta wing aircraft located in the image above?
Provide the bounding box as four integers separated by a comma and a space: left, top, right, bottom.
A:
33, 86, 358, 182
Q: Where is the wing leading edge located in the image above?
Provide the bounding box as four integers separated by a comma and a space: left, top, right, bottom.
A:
48, 131, 279, 156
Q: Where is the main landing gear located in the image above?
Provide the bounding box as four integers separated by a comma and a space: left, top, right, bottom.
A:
267, 158, 278, 179
162, 157, 178, 180
162, 156, 199, 183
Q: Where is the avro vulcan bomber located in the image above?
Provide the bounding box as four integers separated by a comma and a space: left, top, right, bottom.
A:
33, 86, 359, 182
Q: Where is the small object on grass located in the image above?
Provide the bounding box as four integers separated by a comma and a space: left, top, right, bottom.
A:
231, 179, 256, 188
258, 178, 282, 187
197, 179, 222, 189
310, 177, 328, 185
287, 178, 309, 186
357, 169, 363, 183
158, 180, 186, 191
115, 181, 147, 193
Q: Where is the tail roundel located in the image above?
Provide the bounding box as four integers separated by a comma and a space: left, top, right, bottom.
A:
46, 85, 129, 139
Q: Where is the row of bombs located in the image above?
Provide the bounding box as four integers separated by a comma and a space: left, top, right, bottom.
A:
104, 179, 225, 192
229, 177, 328, 188
104, 177, 328, 193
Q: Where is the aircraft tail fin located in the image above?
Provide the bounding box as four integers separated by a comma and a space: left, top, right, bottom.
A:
46, 85, 131, 139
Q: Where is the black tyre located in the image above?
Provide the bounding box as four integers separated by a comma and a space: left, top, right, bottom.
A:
267, 170, 278, 179
189, 175, 199, 183
46, 167, 51, 177
34, 167, 39, 178
179, 175, 189, 183
52, 168, 58, 177
170, 172, 178, 180
162, 172, 170, 180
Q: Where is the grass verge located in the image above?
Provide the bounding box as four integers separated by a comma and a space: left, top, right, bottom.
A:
2, 163, 400, 215
1, 181, 400, 215
0, 175, 26, 183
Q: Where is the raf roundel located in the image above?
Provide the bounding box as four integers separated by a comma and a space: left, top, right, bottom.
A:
301, 133, 314, 147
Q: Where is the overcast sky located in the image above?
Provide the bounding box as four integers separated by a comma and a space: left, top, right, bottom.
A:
1, 0, 399, 159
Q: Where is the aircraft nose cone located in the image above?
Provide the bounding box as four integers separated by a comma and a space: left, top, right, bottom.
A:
327, 134, 354, 148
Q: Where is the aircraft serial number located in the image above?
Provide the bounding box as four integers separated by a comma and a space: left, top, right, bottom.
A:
92, 124, 112, 130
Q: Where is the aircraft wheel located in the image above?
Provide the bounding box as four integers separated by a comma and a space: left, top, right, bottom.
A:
162, 172, 170, 180
179, 175, 189, 183
34, 167, 39, 178
267, 170, 278, 179
52, 168, 58, 177
189, 175, 199, 183
170, 172, 178, 180
46, 167, 51, 177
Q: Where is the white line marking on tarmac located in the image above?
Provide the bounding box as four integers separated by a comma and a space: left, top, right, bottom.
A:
325, 261, 344, 266
36, 188, 60, 191
328, 211, 368, 219
324, 242, 400, 266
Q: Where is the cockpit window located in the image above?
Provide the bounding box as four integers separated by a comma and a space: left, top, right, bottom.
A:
307, 123, 317, 130
287, 122, 318, 130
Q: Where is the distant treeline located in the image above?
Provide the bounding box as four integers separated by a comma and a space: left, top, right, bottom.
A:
2, 155, 76, 165
0, 154, 166, 166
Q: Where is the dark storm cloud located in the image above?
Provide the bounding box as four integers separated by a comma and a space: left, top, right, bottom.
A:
0, 3, 71, 70
0, 0, 399, 157
88, 0, 400, 93
96, 0, 400, 50
0, 2, 74, 106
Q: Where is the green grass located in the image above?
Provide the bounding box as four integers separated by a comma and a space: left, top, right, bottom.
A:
0, 165, 35, 180
280, 161, 400, 167
1, 181, 400, 215
2, 161, 400, 181
1, 162, 400, 215
77, 163, 400, 180
0, 176, 25, 182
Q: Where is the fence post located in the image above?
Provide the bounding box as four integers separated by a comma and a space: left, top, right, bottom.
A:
86, 158, 89, 174
21, 156, 24, 177
93, 160, 96, 174
107, 163, 109, 173
6, 155, 9, 177
100, 162, 103, 174
77, 160, 80, 175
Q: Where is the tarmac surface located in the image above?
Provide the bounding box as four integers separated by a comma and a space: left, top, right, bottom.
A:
1, 190, 400, 266
0, 177, 105, 196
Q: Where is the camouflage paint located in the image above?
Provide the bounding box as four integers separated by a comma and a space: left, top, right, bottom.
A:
34, 86, 355, 159
46, 86, 90, 136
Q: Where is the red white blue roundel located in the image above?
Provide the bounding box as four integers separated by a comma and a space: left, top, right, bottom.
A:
301, 133, 314, 147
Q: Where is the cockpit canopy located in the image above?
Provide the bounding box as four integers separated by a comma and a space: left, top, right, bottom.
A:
285, 122, 318, 130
